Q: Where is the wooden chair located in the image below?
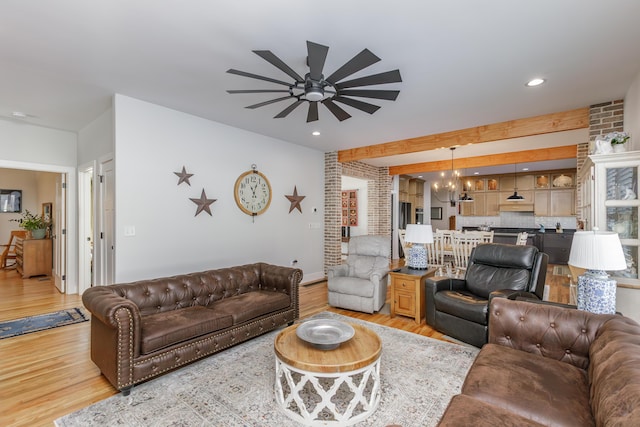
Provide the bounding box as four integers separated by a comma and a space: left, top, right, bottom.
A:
451, 232, 482, 276
0, 230, 28, 269
516, 231, 528, 245
436, 229, 455, 261
426, 232, 445, 271
465, 230, 494, 243
398, 229, 410, 258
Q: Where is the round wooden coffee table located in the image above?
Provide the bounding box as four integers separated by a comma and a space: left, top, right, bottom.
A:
274, 321, 382, 426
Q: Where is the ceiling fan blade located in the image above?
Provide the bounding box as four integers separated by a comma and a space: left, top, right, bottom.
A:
338, 89, 400, 101
227, 89, 291, 94
253, 50, 304, 82
325, 48, 380, 84
322, 99, 352, 122
306, 101, 319, 122
227, 69, 292, 87
333, 96, 381, 114
336, 69, 402, 89
274, 100, 304, 118
245, 96, 293, 109
307, 41, 329, 81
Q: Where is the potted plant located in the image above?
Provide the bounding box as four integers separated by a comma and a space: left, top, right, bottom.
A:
607, 131, 631, 153
10, 209, 49, 239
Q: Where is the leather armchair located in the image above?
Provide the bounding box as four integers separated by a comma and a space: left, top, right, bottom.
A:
327, 235, 390, 313
425, 243, 548, 347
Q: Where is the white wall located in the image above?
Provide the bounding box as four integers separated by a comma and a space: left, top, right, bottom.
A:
0, 119, 77, 167
78, 107, 114, 165
624, 71, 640, 152
113, 95, 324, 283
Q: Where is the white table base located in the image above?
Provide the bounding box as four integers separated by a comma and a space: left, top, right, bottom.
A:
274, 357, 381, 426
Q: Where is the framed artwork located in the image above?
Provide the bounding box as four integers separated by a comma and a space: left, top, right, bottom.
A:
42, 202, 53, 222
0, 189, 22, 213
430, 207, 443, 220
341, 190, 358, 226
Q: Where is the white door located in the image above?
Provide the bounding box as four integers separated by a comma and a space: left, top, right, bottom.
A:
78, 164, 94, 293
54, 173, 67, 293
99, 157, 115, 285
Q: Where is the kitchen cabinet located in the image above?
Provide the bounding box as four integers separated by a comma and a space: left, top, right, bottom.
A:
534, 191, 550, 216
542, 232, 574, 264
550, 189, 575, 216
578, 151, 640, 286
459, 169, 575, 216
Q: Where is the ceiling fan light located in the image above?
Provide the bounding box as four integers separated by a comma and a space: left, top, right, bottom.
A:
306, 89, 324, 102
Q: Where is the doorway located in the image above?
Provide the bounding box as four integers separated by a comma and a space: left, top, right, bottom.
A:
0, 159, 77, 294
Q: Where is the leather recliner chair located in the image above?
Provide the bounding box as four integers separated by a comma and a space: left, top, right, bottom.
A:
425, 243, 548, 348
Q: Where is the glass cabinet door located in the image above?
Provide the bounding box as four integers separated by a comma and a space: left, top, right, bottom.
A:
601, 161, 640, 281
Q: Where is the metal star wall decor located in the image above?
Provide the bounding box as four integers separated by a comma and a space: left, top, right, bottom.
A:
190, 189, 217, 216
285, 186, 306, 213
174, 166, 194, 186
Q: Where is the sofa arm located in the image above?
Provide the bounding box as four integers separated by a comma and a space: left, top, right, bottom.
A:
258, 263, 303, 294
425, 277, 466, 327
327, 264, 349, 279
370, 268, 389, 285
82, 286, 142, 331
488, 298, 616, 370
489, 289, 540, 302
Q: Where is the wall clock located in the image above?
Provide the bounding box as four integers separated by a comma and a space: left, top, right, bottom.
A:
234, 164, 272, 216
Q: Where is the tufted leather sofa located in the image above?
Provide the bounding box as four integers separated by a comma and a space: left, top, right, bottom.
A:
82, 262, 302, 395
438, 298, 640, 426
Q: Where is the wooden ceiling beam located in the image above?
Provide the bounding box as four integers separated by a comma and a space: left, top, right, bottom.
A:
389, 145, 578, 176
338, 107, 589, 163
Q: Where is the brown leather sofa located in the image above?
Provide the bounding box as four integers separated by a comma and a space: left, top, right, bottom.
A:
438, 298, 640, 426
82, 262, 302, 395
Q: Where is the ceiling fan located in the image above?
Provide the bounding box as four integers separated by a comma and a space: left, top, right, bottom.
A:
226, 41, 402, 122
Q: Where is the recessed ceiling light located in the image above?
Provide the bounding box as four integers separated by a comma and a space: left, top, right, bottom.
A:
526, 78, 545, 87
312, 131, 320, 136
11, 111, 28, 118
522, 167, 529, 171
473, 172, 480, 175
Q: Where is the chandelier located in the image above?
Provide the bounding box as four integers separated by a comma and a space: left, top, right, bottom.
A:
432, 147, 473, 207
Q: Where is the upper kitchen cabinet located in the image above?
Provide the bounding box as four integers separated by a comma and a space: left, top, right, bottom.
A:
578, 151, 640, 286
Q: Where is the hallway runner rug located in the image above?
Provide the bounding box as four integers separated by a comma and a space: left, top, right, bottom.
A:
0, 307, 88, 339
55, 312, 479, 427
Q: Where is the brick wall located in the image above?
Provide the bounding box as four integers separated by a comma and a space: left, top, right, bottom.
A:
576, 100, 624, 217
324, 153, 391, 273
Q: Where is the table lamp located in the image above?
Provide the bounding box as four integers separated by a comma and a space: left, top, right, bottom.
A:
567, 229, 627, 314
404, 224, 434, 270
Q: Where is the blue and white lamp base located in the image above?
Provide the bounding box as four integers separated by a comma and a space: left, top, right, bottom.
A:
577, 269, 617, 314
407, 245, 428, 270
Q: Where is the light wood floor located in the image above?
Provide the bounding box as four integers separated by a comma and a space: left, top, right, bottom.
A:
0, 264, 570, 427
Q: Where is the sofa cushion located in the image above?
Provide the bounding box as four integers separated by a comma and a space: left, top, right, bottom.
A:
589, 317, 640, 426
435, 290, 488, 324
461, 344, 593, 427
438, 394, 545, 427
140, 306, 233, 354
209, 290, 291, 324
327, 276, 374, 297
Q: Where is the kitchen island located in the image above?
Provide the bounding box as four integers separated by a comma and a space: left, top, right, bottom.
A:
462, 227, 575, 265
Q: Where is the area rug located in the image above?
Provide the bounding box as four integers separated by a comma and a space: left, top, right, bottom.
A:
55, 312, 479, 427
0, 307, 88, 339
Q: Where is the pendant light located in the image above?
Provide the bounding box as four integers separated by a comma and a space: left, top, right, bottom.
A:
507, 163, 525, 201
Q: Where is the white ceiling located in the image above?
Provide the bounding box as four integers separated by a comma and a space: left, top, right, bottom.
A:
2, 1, 640, 172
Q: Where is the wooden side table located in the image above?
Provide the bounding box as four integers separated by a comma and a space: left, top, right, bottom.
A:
389, 267, 435, 324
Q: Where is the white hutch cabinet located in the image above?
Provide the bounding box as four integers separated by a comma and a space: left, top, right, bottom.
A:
578, 151, 640, 286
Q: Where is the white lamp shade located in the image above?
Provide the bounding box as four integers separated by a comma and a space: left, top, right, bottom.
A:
568, 231, 627, 271
405, 224, 434, 244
